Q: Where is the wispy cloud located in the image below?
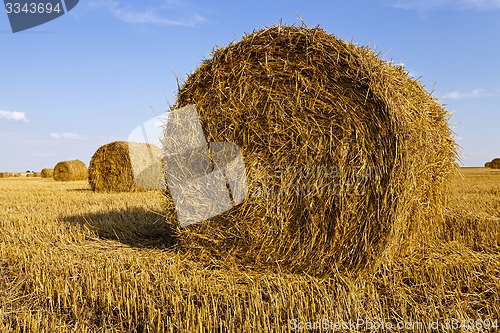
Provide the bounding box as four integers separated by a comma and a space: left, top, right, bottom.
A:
50, 132, 85, 140
0, 109, 28, 122
390, 0, 500, 11
442, 88, 491, 99
89, 0, 205, 27
387, 61, 420, 78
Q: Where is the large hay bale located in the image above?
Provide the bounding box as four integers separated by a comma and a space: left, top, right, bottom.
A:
88, 141, 164, 192
53, 160, 88, 181
167, 25, 457, 275
0, 172, 10, 178
41, 168, 54, 178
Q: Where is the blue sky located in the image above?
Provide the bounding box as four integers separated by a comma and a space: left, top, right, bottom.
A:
1, 0, 499, 171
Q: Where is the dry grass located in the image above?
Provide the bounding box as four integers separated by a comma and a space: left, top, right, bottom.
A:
0, 168, 498, 332
170, 25, 457, 276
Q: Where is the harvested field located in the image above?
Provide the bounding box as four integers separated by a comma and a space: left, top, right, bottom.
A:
0, 168, 498, 332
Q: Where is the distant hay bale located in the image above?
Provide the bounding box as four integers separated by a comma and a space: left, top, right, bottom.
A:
33, 172, 41, 177
53, 160, 88, 181
489, 158, 500, 169
88, 141, 164, 192
26, 173, 34, 177
485, 162, 492, 168
41, 168, 54, 178
0, 172, 10, 178
166, 25, 457, 275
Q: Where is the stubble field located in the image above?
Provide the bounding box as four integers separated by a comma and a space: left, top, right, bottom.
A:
0, 168, 499, 332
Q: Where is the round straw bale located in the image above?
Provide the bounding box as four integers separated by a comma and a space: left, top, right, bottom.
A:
41, 168, 54, 178
490, 158, 500, 169
485, 162, 492, 168
88, 141, 164, 192
53, 160, 88, 181
0, 172, 10, 178
168, 25, 457, 275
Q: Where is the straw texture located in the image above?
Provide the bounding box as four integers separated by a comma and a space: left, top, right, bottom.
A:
88, 141, 164, 192
41, 168, 54, 178
53, 160, 88, 181
166, 25, 457, 275
485, 158, 500, 169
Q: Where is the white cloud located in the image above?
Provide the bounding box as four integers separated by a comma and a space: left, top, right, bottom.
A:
50, 132, 84, 140
387, 61, 420, 78
390, 0, 500, 11
0, 109, 28, 122
90, 0, 204, 27
442, 89, 490, 99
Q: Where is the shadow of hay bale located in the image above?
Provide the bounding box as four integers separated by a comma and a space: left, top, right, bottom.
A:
62, 207, 177, 249
166, 25, 458, 276
442, 209, 500, 253
66, 188, 92, 192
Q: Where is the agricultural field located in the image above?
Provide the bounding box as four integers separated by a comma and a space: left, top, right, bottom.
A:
0, 168, 498, 332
